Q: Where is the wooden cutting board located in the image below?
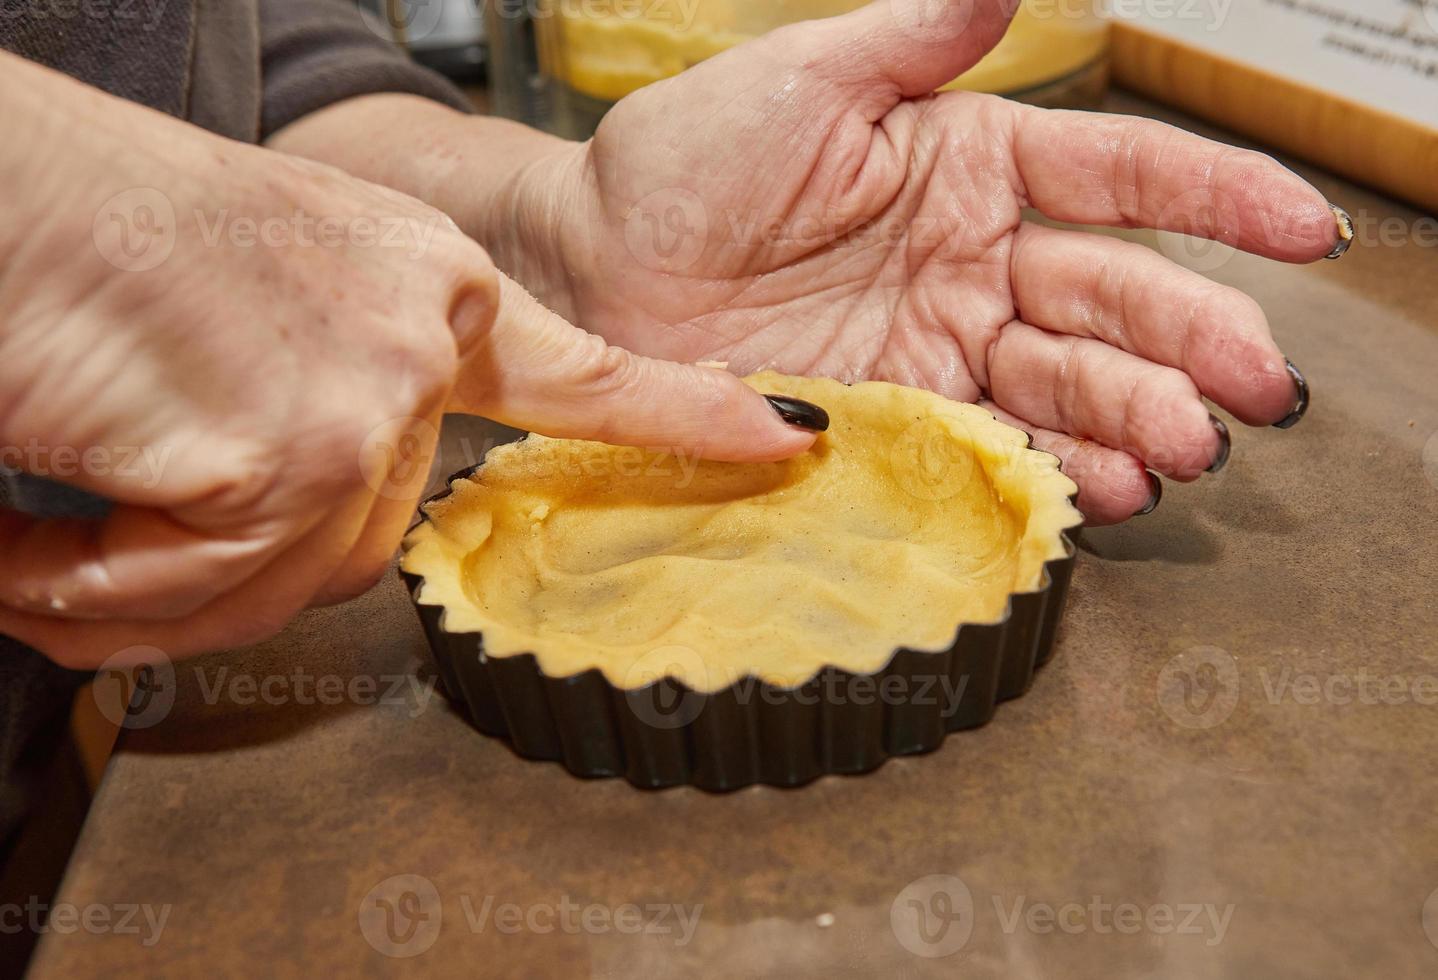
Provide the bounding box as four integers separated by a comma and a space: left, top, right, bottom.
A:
1111, 2, 1438, 215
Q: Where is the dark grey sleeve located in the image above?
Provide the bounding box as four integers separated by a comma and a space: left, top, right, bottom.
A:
0, 474, 109, 853
0, 639, 91, 853
258, 0, 474, 139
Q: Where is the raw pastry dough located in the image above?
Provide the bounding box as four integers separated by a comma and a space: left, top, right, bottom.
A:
402, 373, 1081, 690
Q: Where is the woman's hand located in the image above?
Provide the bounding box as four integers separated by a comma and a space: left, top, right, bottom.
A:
478, 0, 1343, 524
0, 54, 817, 667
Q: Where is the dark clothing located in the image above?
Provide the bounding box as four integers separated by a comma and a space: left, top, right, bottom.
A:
0, 0, 471, 140
0, 485, 107, 852
256, 0, 473, 137
0, 0, 472, 848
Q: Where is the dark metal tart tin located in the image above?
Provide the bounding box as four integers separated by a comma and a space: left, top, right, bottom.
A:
402, 465, 1079, 792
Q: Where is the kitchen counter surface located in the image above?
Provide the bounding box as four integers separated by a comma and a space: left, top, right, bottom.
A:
29, 93, 1438, 978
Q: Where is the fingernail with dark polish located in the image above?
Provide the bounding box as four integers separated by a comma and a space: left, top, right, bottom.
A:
765, 395, 830, 432
1135, 471, 1163, 517
1207, 415, 1231, 474
1326, 203, 1354, 260
1273, 359, 1310, 430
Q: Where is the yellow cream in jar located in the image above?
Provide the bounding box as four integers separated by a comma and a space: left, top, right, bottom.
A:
542, 0, 1109, 104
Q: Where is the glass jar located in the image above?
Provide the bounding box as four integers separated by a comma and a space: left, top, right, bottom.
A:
487, 0, 1110, 138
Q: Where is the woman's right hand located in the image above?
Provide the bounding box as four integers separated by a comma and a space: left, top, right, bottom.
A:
0, 54, 817, 668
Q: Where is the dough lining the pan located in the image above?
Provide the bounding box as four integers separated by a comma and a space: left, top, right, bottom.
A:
402, 373, 1081, 690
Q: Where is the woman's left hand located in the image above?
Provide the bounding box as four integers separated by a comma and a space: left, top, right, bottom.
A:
482, 0, 1342, 523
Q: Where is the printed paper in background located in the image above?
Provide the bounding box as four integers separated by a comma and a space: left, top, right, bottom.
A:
1111, 0, 1438, 129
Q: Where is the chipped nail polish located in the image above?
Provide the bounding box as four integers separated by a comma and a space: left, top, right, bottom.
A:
1135, 471, 1163, 517
1326, 204, 1355, 260
765, 395, 830, 432
1273, 359, 1310, 430
1207, 415, 1231, 474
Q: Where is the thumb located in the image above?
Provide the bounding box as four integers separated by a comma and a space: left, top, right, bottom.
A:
448, 274, 826, 463
802, 0, 1019, 100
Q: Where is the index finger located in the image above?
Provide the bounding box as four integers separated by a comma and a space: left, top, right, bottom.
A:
448, 274, 821, 463
1008, 106, 1349, 263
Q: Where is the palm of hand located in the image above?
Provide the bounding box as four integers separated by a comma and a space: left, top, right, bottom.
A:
576, 87, 1018, 405
539, 2, 1338, 524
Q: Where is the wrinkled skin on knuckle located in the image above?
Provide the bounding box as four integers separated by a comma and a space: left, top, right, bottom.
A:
1080, 451, 1152, 525
570, 336, 639, 401
439, 243, 501, 356
1184, 286, 1292, 423
1121, 371, 1201, 476
166, 436, 291, 523
189, 408, 377, 531
436, 222, 499, 288
447, 279, 500, 356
